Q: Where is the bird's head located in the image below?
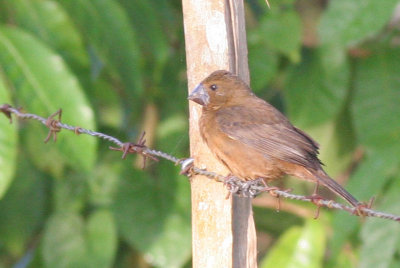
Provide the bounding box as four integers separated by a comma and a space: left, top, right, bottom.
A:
188, 70, 252, 109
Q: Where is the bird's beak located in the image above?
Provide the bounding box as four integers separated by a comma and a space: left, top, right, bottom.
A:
188, 83, 209, 106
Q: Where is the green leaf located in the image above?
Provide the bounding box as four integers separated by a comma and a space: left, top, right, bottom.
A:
0, 26, 97, 173
43, 212, 87, 267
352, 49, 400, 156
389, 260, 400, 268
0, 77, 17, 198
53, 172, 88, 213
328, 152, 397, 262
347, 153, 398, 201
86, 78, 123, 129
112, 167, 191, 268
359, 179, 400, 268
42, 210, 117, 268
253, 206, 303, 235
0, 155, 46, 256
5, 0, 88, 68
258, 9, 302, 62
88, 158, 122, 207
260, 220, 326, 268
319, 0, 399, 47
86, 209, 117, 268
118, 0, 170, 84
58, 0, 143, 96
247, 36, 278, 92
334, 247, 357, 268
285, 49, 349, 127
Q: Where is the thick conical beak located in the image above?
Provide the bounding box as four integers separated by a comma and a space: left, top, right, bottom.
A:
188, 83, 209, 106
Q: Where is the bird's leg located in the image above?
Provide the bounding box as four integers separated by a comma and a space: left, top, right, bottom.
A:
257, 179, 287, 211
310, 181, 321, 197
258, 180, 280, 194
306, 182, 325, 219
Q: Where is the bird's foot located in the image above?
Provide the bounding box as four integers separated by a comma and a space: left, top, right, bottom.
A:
223, 177, 267, 198
304, 182, 325, 219
353, 197, 374, 217
240, 179, 264, 198
223, 174, 242, 198
305, 193, 325, 219
258, 180, 287, 196
258, 183, 293, 212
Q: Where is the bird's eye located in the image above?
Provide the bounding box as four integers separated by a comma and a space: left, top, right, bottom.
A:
210, 84, 218, 91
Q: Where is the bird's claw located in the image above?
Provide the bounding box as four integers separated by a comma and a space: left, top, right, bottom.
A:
44, 109, 62, 143
305, 193, 324, 219
259, 184, 292, 212
353, 197, 374, 217
223, 174, 241, 196
241, 178, 267, 197
224, 177, 266, 198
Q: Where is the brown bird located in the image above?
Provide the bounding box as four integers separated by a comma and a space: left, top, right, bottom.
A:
188, 70, 359, 207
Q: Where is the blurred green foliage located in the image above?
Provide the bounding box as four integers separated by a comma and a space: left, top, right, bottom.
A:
0, 0, 399, 267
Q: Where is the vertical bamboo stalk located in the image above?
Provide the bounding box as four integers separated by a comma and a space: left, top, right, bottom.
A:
182, 0, 257, 267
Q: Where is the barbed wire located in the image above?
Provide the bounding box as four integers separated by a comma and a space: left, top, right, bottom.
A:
1, 103, 399, 222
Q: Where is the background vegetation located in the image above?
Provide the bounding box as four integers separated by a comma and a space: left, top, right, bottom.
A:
0, 0, 399, 267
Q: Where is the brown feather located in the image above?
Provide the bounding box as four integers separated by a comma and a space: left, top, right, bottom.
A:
189, 70, 359, 206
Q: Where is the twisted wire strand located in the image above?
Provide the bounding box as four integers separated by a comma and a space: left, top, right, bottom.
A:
1, 104, 399, 222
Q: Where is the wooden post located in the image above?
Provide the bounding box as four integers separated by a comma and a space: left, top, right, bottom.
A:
182, 0, 257, 267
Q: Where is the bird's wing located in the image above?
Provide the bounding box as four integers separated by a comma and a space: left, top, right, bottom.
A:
216, 105, 321, 169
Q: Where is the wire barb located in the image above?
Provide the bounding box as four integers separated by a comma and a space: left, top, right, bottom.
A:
1, 103, 400, 222
0, 104, 13, 123
109, 131, 159, 169
74, 127, 82, 135
44, 109, 62, 143
177, 158, 195, 176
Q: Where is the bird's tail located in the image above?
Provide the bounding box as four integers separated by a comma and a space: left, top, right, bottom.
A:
312, 169, 360, 207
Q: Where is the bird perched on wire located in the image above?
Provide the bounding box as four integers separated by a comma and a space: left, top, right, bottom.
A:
188, 70, 360, 207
